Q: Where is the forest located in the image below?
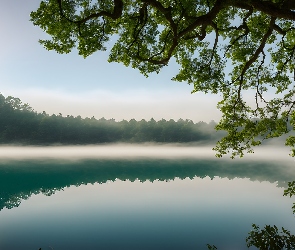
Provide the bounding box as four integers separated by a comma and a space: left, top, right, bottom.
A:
0, 94, 223, 145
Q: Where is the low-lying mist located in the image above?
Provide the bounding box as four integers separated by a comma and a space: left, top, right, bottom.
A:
0, 143, 293, 163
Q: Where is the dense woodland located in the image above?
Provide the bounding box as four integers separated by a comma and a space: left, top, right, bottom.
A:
0, 94, 223, 144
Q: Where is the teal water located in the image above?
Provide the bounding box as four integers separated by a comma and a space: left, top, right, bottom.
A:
0, 149, 295, 250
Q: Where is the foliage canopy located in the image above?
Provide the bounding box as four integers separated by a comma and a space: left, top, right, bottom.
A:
30, 0, 295, 157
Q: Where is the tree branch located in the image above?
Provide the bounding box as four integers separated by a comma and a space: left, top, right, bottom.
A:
239, 17, 276, 90
57, 0, 123, 24
249, 0, 295, 20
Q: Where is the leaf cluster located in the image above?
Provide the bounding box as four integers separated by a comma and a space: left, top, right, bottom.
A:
246, 224, 295, 250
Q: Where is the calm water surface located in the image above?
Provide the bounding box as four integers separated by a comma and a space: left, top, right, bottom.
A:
0, 145, 295, 250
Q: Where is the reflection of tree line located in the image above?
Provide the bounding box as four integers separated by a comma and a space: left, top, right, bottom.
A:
1, 159, 294, 211
0, 94, 223, 144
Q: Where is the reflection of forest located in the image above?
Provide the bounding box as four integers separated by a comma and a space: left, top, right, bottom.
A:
0, 94, 223, 144
1, 159, 294, 211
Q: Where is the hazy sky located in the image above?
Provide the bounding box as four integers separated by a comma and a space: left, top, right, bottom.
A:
0, 0, 222, 122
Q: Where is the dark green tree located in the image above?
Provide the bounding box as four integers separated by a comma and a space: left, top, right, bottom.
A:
246, 224, 295, 250
0, 93, 217, 144
30, 0, 295, 157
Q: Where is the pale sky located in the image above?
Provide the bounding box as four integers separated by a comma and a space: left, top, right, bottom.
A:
0, 0, 222, 122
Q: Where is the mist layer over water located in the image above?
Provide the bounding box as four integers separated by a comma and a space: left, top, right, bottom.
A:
0, 144, 292, 162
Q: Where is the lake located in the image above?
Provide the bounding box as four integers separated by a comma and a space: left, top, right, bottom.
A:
0, 145, 295, 250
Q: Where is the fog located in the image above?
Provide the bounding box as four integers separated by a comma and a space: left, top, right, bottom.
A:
0, 144, 293, 163
3, 88, 221, 123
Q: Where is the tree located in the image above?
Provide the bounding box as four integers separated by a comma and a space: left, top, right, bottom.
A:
30, 0, 295, 157
246, 224, 295, 250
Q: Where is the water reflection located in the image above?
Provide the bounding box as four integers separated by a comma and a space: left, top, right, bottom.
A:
1, 157, 294, 211
1, 174, 294, 250
1, 146, 295, 250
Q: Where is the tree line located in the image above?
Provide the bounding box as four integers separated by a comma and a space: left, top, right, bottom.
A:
0, 94, 223, 144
